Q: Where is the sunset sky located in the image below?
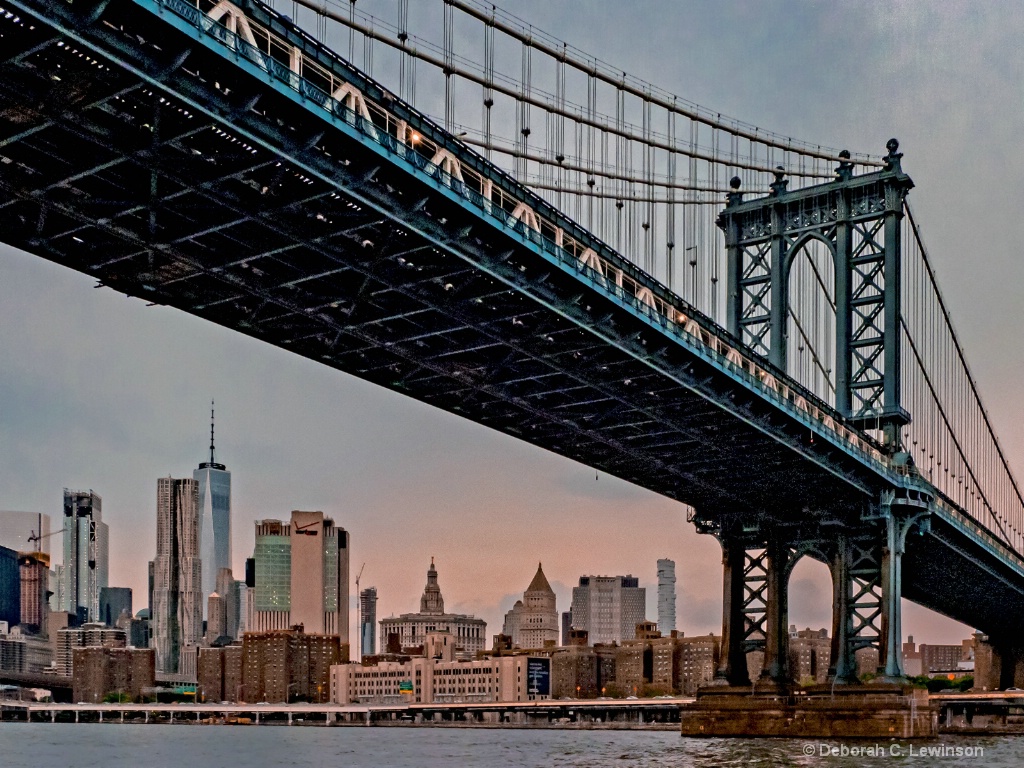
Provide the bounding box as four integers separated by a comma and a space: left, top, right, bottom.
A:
3, 0, 1023, 646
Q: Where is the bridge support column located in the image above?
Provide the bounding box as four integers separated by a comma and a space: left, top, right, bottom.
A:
879, 508, 929, 682
756, 538, 792, 691
879, 512, 903, 680
712, 536, 749, 686
828, 535, 859, 683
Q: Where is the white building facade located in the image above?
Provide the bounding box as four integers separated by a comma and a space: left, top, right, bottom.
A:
569, 575, 646, 645
379, 560, 486, 658
657, 559, 676, 634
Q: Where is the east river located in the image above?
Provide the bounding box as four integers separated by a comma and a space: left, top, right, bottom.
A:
0, 724, 1021, 767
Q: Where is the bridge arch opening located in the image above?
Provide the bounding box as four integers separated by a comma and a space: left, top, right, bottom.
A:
785, 234, 836, 406
786, 555, 833, 684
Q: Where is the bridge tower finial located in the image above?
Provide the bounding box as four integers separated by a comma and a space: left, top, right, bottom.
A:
884, 138, 904, 174
769, 166, 788, 197
836, 149, 854, 182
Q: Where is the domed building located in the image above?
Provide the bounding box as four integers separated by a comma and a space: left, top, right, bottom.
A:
502, 563, 559, 649
378, 559, 487, 658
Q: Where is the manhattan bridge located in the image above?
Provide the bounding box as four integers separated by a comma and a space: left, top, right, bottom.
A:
1, 0, 1023, 692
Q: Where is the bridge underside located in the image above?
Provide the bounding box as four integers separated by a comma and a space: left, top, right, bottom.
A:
0, 0, 883, 521
4, 0, 1024, 653
904, 517, 1024, 638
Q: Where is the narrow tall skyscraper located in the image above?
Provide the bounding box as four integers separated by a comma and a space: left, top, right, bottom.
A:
60, 490, 108, 624
194, 403, 231, 616
657, 558, 676, 634
152, 477, 202, 674
359, 587, 377, 658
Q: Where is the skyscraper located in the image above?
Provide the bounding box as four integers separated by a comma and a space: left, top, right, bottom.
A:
215, 567, 240, 640
194, 403, 231, 616
18, 552, 49, 633
60, 490, 108, 624
569, 575, 646, 645
250, 511, 349, 642
99, 586, 133, 627
502, 563, 559, 649
0, 545, 20, 628
657, 558, 676, 634
151, 477, 203, 673
359, 587, 377, 659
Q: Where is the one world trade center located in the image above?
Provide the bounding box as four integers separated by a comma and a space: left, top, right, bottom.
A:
194, 402, 231, 614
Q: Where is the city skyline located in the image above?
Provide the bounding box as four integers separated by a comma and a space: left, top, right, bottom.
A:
3, 0, 1023, 647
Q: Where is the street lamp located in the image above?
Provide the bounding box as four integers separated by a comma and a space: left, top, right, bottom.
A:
287, 681, 299, 704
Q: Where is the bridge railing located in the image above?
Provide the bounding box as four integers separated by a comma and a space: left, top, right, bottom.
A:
151, 0, 902, 477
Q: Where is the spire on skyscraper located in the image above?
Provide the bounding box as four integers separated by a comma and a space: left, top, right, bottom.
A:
199, 400, 225, 471
209, 399, 215, 465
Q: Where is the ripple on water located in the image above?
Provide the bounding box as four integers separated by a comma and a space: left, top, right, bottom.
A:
0, 725, 1019, 768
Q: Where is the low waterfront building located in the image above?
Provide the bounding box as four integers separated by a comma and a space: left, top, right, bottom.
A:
549, 631, 719, 697
71, 646, 155, 703
789, 627, 831, 685
676, 634, 719, 695
0, 629, 53, 674
241, 628, 348, 703
198, 644, 243, 702
550, 640, 618, 699
379, 560, 487, 659
330, 652, 551, 705
56, 622, 126, 676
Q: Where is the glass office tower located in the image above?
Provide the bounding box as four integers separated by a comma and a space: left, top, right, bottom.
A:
194, 403, 231, 614
360, 587, 378, 658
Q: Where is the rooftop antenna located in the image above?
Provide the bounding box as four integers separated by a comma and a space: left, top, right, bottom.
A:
209, 399, 216, 465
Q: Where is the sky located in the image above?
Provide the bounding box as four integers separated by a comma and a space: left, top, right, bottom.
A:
3, 0, 1024, 647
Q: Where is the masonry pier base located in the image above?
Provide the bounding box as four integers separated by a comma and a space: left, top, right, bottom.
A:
679, 684, 937, 738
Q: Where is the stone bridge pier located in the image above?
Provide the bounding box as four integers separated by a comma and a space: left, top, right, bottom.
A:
973, 635, 1024, 691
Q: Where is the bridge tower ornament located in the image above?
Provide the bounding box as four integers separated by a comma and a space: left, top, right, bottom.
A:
718, 140, 914, 451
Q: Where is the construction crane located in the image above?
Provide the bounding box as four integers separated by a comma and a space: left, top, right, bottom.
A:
27, 527, 65, 550
355, 563, 366, 659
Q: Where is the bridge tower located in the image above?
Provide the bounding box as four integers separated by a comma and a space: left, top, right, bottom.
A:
705, 141, 928, 691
